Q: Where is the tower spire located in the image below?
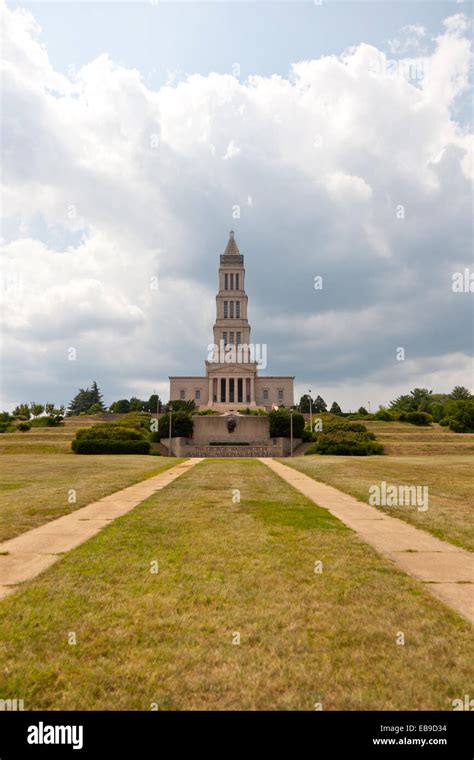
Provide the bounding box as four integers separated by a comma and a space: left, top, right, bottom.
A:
223, 230, 240, 256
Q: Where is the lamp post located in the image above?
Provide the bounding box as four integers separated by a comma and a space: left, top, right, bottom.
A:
308, 389, 313, 435
168, 404, 173, 457
290, 409, 294, 457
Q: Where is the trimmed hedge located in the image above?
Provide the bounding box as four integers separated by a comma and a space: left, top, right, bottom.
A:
72, 439, 150, 455
75, 424, 145, 441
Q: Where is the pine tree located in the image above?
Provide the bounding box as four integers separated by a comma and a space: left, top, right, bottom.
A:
313, 395, 327, 413
330, 401, 342, 415
67, 382, 105, 415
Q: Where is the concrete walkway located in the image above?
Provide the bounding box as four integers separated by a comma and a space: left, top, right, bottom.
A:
0, 458, 202, 600
261, 458, 474, 623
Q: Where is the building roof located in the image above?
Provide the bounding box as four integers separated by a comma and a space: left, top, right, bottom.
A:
223, 230, 241, 256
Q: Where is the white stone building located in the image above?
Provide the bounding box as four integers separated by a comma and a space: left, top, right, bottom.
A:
169, 232, 295, 411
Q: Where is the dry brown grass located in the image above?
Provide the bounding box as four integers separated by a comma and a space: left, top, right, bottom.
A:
364, 420, 474, 456
0, 417, 180, 541
284, 455, 474, 551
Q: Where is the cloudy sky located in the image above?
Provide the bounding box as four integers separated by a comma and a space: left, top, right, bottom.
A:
1, 0, 473, 411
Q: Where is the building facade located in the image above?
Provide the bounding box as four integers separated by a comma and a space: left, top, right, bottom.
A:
169, 232, 295, 411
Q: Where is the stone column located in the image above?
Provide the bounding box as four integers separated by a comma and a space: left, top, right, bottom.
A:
208, 377, 213, 407
250, 376, 255, 404
225, 377, 230, 404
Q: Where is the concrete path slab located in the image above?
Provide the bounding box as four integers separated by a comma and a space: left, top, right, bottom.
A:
261, 458, 474, 623
0, 459, 202, 596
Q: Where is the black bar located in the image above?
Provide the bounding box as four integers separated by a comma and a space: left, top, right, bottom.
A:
0, 711, 472, 758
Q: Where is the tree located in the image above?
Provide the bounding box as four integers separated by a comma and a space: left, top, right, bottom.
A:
128, 397, 148, 412
389, 388, 432, 413
450, 386, 471, 401
313, 395, 327, 413
45, 403, 55, 416
109, 399, 131, 414
88, 403, 103, 415
157, 411, 194, 439
30, 403, 45, 417
330, 402, 342, 415
12, 403, 30, 419
67, 382, 105, 416
90, 381, 105, 409
298, 394, 313, 413
165, 399, 196, 413
147, 394, 161, 413
358, 406, 368, 416
269, 409, 305, 438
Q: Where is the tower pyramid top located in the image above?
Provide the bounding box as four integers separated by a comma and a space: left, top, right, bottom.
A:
222, 230, 241, 256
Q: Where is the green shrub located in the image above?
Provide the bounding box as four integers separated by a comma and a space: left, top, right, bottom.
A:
240, 407, 268, 416
157, 412, 193, 440
374, 409, 393, 421
72, 439, 150, 455
305, 431, 383, 456
269, 409, 305, 438
443, 399, 474, 433
75, 424, 144, 441
300, 428, 313, 442
398, 411, 432, 426
117, 412, 152, 431
17, 423, 31, 432
439, 418, 450, 427
29, 415, 63, 427
196, 409, 220, 416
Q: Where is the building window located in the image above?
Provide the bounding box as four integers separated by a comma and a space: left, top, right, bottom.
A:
224, 273, 228, 290
224, 301, 228, 318
229, 331, 235, 345
222, 332, 227, 345
236, 301, 240, 318
195, 389, 201, 400
236, 332, 241, 345
263, 389, 269, 400
230, 301, 234, 318
180, 389, 185, 400
278, 389, 284, 401
230, 273, 234, 290
236, 273, 239, 290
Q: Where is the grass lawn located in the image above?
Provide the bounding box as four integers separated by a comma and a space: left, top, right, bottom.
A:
0, 417, 180, 541
363, 420, 474, 457
284, 455, 474, 552
0, 455, 180, 542
0, 459, 472, 710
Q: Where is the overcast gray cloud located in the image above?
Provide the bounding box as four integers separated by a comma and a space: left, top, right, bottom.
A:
1, 4, 472, 411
